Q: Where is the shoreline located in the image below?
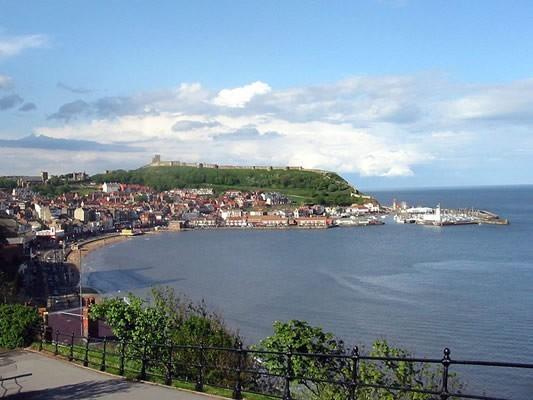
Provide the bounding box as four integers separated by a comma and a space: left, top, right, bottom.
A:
65, 234, 130, 270
65, 229, 167, 271
65, 230, 169, 297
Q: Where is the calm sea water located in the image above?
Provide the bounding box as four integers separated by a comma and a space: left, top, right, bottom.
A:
84, 185, 533, 398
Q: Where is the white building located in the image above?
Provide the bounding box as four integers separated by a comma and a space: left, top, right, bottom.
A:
220, 209, 243, 220
74, 207, 88, 223
35, 203, 52, 222
102, 182, 121, 193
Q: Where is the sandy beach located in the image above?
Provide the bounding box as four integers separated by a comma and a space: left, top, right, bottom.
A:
66, 234, 130, 269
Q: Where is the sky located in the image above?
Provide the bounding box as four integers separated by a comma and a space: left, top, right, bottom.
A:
1, 1, 533, 189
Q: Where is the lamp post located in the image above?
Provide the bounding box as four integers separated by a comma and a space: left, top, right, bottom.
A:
76, 245, 89, 336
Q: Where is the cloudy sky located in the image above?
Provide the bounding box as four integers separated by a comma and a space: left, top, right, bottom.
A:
1, 1, 533, 189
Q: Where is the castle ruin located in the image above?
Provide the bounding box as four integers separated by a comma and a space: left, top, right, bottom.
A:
148, 154, 327, 173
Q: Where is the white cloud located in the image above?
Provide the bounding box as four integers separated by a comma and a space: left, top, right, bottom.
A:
0, 74, 12, 89
0, 33, 48, 58
443, 79, 533, 122
36, 112, 431, 177
0, 147, 144, 176
213, 81, 271, 108
19, 75, 533, 180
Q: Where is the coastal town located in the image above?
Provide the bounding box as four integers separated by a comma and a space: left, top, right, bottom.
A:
0, 168, 509, 309
1, 170, 383, 245
0, 168, 384, 317
1, 166, 511, 265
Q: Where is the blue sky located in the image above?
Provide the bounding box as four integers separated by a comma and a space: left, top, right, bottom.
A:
1, 1, 533, 189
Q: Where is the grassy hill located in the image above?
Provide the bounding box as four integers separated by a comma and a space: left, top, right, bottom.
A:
92, 165, 369, 206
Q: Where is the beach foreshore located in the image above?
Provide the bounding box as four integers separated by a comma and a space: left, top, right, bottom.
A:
65, 234, 130, 270
65, 230, 170, 271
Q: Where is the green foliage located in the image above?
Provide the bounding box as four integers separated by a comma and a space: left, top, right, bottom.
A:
256, 320, 461, 400
92, 166, 362, 205
89, 294, 169, 348
0, 178, 17, 189
90, 287, 238, 383
33, 182, 72, 197
255, 320, 348, 398
0, 304, 40, 349
135, 194, 149, 202
255, 320, 344, 377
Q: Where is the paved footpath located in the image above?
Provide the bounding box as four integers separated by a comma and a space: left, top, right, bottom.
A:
0, 350, 226, 399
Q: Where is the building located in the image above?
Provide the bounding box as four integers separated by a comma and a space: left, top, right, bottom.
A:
247, 215, 289, 227
64, 172, 88, 182
34, 203, 52, 222
148, 155, 311, 172
102, 182, 121, 193
295, 216, 329, 228
224, 216, 248, 227
0, 216, 35, 255
220, 209, 243, 220
74, 207, 88, 223
188, 216, 220, 228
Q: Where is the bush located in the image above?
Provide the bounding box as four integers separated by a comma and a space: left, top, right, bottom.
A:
256, 320, 463, 400
89, 288, 240, 384
0, 304, 40, 349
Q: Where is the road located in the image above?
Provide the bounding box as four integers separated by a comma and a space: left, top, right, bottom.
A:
0, 350, 226, 399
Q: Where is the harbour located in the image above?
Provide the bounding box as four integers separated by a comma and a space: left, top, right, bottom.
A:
392, 204, 509, 226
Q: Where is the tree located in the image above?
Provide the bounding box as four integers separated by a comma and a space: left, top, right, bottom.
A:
255, 320, 462, 400
89, 287, 239, 382
0, 178, 17, 190
255, 320, 348, 398
0, 304, 40, 349
89, 292, 170, 360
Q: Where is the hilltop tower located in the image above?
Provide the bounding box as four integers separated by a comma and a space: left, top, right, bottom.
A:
152, 154, 161, 166
41, 171, 49, 182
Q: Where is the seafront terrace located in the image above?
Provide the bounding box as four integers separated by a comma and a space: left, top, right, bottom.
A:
28, 328, 533, 400
0, 350, 222, 399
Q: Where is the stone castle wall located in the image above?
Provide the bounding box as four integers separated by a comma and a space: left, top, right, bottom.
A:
148, 155, 328, 174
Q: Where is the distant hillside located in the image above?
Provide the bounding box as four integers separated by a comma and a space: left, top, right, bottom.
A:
92, 165, 370, 206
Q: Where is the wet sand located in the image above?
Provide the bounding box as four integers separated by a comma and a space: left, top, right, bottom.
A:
66, 235, 130, 270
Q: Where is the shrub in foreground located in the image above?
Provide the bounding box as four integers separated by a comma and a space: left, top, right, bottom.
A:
256, 320, 464, 400
0, 304, 40, 349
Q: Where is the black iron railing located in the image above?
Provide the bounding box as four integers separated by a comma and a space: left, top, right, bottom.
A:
37, 328, 533, 400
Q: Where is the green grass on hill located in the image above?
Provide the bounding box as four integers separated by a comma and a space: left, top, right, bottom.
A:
92, 165, 367, 206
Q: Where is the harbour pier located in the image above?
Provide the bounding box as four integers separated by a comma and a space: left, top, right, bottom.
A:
393, 205, 509, 226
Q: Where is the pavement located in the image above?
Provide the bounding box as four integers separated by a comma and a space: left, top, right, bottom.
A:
0, 350, 227, 399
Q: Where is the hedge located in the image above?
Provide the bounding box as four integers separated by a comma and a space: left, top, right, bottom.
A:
0, 304, 40, 349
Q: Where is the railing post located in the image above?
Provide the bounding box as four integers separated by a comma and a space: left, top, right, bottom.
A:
349, 346, 359, 400
283, 346, 293, 400
69, 332, 75, 361
165, 341, 173, 386
232, 340, 243, 400
54, 330, 60, 356
83, 336, 90, 367
140, 341, 148, 380
119, 339, 126, 376
440, 348, 451, 400
100, 337, 107, 372
195, 344, 205, 392
38, 325, 45, 351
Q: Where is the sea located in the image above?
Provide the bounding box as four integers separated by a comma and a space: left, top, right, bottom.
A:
83, 185, 533, 399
